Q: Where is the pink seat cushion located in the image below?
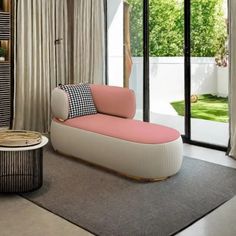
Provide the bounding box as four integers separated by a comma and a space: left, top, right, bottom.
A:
57, 114, 180, 144
90, 84, 136, 119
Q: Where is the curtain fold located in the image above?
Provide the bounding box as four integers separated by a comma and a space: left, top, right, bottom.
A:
73, 0, 105, 84
13, 0, 69, 133
55, 0, 70, 86
13, 0, 105, 133
229, 0, 236, 157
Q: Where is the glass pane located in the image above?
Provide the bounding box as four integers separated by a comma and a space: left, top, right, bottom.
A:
126, 0, 143, 120
149, 0, 185, 134
190, 0, 229, 146
107, 0, 143, 120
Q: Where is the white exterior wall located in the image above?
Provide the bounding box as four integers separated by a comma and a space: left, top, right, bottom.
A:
129, 57, 228, 109
217, 67, 229, 97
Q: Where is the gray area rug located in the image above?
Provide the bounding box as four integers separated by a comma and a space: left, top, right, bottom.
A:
22, 146, 236, 236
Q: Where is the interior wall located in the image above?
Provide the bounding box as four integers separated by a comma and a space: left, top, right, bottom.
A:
107, 0, 123, 87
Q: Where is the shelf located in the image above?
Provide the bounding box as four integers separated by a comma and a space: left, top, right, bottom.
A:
0, 0, 11, 128
0, 0, 10, 13
0, 11, 10, 39
0, 11, 10, 14
0, 40, 10, 62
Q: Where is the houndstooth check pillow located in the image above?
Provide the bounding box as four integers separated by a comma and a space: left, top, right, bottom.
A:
59, 84, 97, 119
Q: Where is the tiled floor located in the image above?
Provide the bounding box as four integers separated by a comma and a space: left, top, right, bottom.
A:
0, 144, 236, 236
0, 195, 93, 236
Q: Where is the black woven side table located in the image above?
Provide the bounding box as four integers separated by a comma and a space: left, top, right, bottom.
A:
0, 136, 48, 193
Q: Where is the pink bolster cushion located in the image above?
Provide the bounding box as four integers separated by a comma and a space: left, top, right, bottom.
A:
90, 84, 136, 119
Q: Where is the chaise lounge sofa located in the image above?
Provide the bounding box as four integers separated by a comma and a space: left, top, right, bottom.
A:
50, 84, 183, 181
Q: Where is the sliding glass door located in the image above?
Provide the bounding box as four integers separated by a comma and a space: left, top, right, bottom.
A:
106, 0, 229, 149
149, 0, 185, 135
190, 0, 229, 146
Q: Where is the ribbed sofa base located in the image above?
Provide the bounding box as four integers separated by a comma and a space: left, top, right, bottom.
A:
51, 120, 183, 181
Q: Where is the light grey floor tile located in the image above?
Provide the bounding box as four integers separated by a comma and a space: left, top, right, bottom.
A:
0, 195, 93, 236
183, 143, 236, 169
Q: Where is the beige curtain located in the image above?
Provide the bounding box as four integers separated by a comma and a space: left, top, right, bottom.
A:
13, 0, 68, 133
55, 0, 70, 86
73, 0, 105, 84
13, 0, 105, 133
229, 0, 236, 157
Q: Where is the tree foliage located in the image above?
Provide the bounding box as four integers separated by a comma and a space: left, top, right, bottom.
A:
127, 0, 227, 57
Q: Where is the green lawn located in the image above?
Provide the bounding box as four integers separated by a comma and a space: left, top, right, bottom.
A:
171, 94, 229, 123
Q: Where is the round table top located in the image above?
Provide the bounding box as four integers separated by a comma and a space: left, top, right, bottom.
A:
0, 136, 48, 151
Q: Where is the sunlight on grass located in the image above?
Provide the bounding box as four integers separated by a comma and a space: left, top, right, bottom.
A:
171, 94, 229, 123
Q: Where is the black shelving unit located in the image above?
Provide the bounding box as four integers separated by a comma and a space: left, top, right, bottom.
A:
0, 0, 12, 128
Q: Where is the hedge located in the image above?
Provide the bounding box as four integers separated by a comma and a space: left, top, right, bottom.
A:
127, 0, 227, 57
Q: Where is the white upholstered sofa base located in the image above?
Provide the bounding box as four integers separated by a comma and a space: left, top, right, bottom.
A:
51, 120, 183, 181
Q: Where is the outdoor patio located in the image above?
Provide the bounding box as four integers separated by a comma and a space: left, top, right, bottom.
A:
135, 110, 228, 146
130, 57, 229, 146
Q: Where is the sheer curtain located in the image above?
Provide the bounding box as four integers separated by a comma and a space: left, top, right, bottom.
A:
73, 0, 105, 84
13, 0, 105, 133
229, 0, 236, 158
13, 0, 69, 133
